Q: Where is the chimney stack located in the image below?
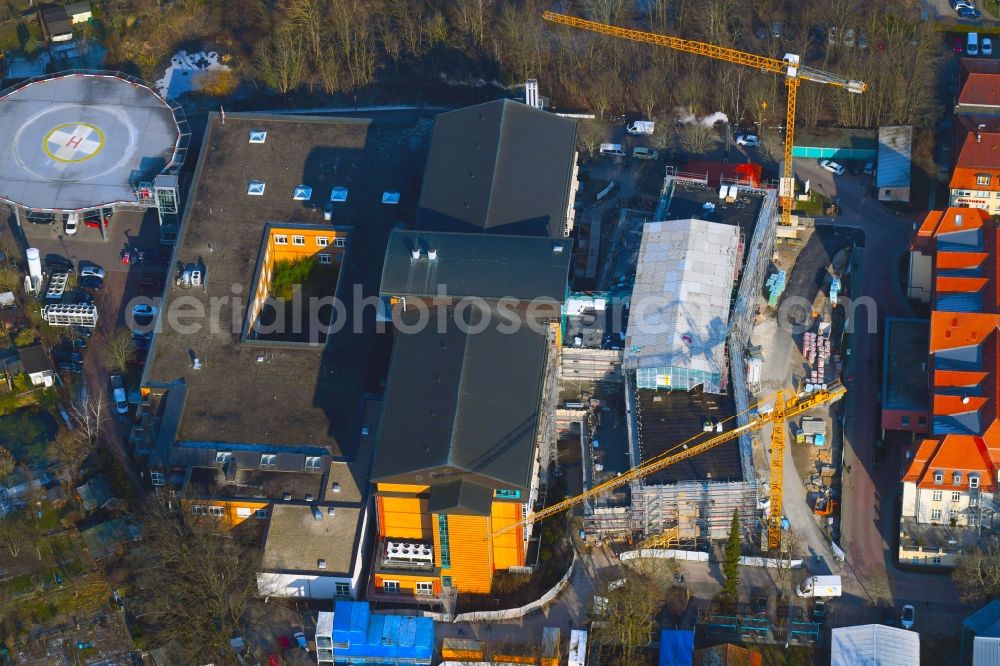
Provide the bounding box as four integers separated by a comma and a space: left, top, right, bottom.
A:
428, 248, 438, 261
410, 248, 420, 260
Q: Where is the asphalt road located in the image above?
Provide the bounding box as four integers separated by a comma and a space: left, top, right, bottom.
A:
796, 162, 970, 624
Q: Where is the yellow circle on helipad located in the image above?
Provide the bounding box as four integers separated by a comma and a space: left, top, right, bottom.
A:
43, 122, 106, 163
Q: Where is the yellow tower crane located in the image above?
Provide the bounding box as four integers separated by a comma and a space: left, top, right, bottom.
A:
542, 11, 867, 227
491, 384, 846, 550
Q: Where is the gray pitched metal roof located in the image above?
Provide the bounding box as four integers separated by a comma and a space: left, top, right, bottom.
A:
427, 479, 494, 516
416, 99, 577, 239
372, 306, 548, 490
380, 230, 572, 302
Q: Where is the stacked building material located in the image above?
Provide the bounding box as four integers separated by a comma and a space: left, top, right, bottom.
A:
766, 271, 787, 306
802, 331, 832, 389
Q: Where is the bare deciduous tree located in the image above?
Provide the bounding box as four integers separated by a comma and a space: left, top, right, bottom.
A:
254, 26, 307, 94
0, 513, 30, 558
591, 573, 661, 666
679, 123, 712, 154
954, 540, 1000, 603
103, 328, 134, 375
577, 120, 608, 157
130, 497, 261, 663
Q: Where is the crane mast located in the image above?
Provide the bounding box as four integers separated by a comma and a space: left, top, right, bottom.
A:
541, 11, 866, 227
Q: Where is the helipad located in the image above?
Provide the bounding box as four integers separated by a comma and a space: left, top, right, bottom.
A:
0, 73, 184, 212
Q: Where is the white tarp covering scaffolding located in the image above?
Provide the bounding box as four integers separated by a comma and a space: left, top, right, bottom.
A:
832, 624, 919, 666
625, 219, 739, 393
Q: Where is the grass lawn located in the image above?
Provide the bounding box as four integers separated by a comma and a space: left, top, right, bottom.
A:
0, 406, 58, 462
792, 193, 831, 217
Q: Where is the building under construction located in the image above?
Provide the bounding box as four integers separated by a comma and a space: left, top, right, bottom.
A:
583, 168, 778, 546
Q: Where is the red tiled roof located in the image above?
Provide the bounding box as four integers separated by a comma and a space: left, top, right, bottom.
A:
905, 436, 995, 490
959, 73, 1000, 108
950, 116, 1000, 188
935, 370, 988, 388
937, 251, 988, 270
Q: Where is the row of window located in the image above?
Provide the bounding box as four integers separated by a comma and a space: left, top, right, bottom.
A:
381, 580, 435, 595
930, 490, 962, 502
953, 189, 999, 199
274, 235, 346, 248
898, 415, 926, 427
192, 505, 269, 519
912, 555, 943, 565
233, 452, 322, 471
438, 515, 451, 568
932, 471, 979, 488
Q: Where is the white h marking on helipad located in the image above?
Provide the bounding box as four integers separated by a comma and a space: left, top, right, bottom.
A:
47, 125, 101, 161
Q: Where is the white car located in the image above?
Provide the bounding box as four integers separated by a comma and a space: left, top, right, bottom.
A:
900, 604, 915, 630
65, 214, 78, 236
736, 134, 760, 147
131, 303, 158, 327
820, 159, 846, 175
984, 38, 993, 56
80, 265, 105, 279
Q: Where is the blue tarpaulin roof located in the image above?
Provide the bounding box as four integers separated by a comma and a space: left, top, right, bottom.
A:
659, 629, 694, 666
332, 601, 433, 660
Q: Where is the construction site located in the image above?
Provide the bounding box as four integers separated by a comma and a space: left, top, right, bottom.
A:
560, 166, 780, 548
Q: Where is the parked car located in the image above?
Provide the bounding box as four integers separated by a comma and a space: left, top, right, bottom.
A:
62, 337, 87, 350
79, 276, 104, 292
53, 349, 83, 364
80, 264, 105, 279
73, 326, 92, 339
954, 37, 965, 53
771, 21, 782, 38
65, 213, 78, 236
56, 361, 83, 374
900, 604, 915, 630
754, 597, 768, 616
752, 21, 767, 40
858, 31, 869, 49
960, 7, 983, 19
864, 160, 875, 175
132, 304, 158, 328
843, 27, 855, 47
71, 291, 94, 305
820, 159, 846, 175
632, 146, 659, 160
110, 374, 128, 415
812, 600, 827, 623
985, 37, 993, 56
736, 134, 760, 146
45, 255, 73, 273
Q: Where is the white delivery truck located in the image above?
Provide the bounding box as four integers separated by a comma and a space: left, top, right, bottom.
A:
796, 574, 842, 598
626, 120, 655, 135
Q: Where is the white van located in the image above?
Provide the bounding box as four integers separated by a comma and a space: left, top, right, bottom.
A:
968, 32, 980, 57
599, 143, 626, 157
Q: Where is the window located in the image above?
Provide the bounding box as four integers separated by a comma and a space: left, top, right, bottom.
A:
933, 556, 942, 565
247, 180, 266, 196
274, 235, 288, 245
382, 580, 400, 593
953, 492, 962, 502
236, 507, 252, 518
215, 451, 231, 464
254, 508, 269, 520
977, 174, 991, 186
416, 581, 434, 595
335, 582, 350, 597
292, 235, 306, 246
932, 490, 942, 501
293, 184, 312, 201
208, 506, 225, 517
954, 472, 963, 485
305, 456, 322, 471
334, 238, 346, 248
934, 472, 944, 485
318, 253, 332, 265
249, 129, 267, 144
901, 416, 910, 426
150, 471, 165, 486
438, 515, 451, 568
260, 454, 277, 468
918, 416, 927, 426
192, 505, 207, 516
316, 237, 330, 247
971, 475, 981, 489
495, 489, 521, 499
442, 576, 453, 588
931, 509, 942, 522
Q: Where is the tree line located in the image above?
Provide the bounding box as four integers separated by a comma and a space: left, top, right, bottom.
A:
98, 0, 941, 131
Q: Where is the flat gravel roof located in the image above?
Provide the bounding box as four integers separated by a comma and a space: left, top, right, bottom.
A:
0, 73, 181, 212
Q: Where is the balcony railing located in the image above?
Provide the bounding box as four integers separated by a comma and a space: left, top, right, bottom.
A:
366, 578, 442, 605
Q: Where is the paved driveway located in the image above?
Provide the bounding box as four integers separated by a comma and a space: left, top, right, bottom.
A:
793, 162, 971, 623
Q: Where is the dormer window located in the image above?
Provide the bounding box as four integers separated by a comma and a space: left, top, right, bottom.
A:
971, 475, 980, 489
953, 472, 963, 486
934, 471, 944, 485
977, 174, 991, 186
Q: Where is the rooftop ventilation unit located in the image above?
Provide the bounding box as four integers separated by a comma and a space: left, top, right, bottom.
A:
305, 493, 314, 502
553, 243, 564, 254
328, 507, 337, 516
192, 356, 203, 370
331, 482, 341, 493
247, 180, 266, 196
249, 129, 267, 144
410, 248, 421, 260
317, 559, 327, 569
323, 202, 333, 221
283, 492, 292, 501
361, 427, 369, 436
382, 191, 400, 205
312, 506, 323, 521
427, 248, 438, 261
293, 184, 313, 201
330, 186, 348, 202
